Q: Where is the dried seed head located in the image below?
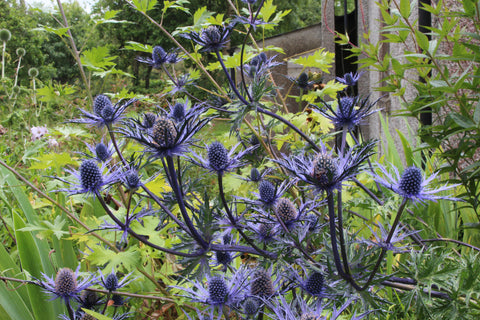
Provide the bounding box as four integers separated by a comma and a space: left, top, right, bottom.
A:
274, 198, 297, 224
208, 141, 229, 172
28, 67, 39, 78
0, 29, 11, 42
208, 276, 228, 305
152, 118, 177, 148
250, 269, 274, 298
399, 166, 423, 197
54, 268, 78, 296
79, 159, 103, 191
312, 153, 337, 189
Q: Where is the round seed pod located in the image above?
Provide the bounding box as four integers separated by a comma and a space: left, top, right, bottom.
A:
28, 67, 39, 78
0, 29, 11, 42
16, 47, 26, 57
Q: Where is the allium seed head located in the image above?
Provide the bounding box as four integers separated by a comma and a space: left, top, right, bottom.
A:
312, 153, 338, 189
152, 118, 177, 148
305, 272, 324, 296
28, 67, 39, 78
79, 160, 103, 191
0, 29, 11, 42
399, 166, 423, 197
54, 268, 78, 297
93, 94, 112, 116
16, 47, 26, 57
250, 269, 274, 298
208, 141, 229, 172
208, 276, 228, 305
95, 143, 110, 162
274, 198, 297, 224
258, 180, 276, 205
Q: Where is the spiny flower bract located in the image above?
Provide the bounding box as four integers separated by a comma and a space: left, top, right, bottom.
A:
182, 25, 232, 52
374, 164, 460, 204
37, 266, 96, 304
72, 95, 137, 128
275, 142, 375, 194
137, 45, 182, 68
190, 142, 256, 174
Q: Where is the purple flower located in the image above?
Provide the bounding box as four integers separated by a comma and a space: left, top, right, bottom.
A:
274, 142, 375, 194
120, 103, 211, 159
313, 95, 380, 131
336, 71, 364, 86
181, 25, 232, 52
137, 46, 182, 69
99, 269, 135, 292
55, 159, 120, 197
72, 94, 137, 128
36, 265, 96, 304
83, 139, 115, 163
189, 141, 257, 175
374, 164, 461, 204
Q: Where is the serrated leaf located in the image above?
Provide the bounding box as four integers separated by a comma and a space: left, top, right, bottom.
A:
82, 309, 114, 320
193, 6, 213, 27
87, 246, 141, 270
29, 152, 75, 170
289, 48, 334, 71
52, 125, 89, 138
33, 26, 70, 38
259, 0, 276, 22
124, 41, 153, 53
130, 0, 158, 13
81, 46, 117, 71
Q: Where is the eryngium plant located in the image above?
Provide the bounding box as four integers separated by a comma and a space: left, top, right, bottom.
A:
35, 0, 464, 319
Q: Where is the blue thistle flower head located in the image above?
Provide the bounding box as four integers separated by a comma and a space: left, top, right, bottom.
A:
137, 46, 182, 69
242, 53, 281, 78
336, 71, 363, 86
313, 95, 380, 131
121, 103, 210, 159
100, 269, 134, 292
95, 142, 112, 162
274, 198, 298, 229
274, 142, 375, 194
142, 112, 157, 129
304, 272, 325, 297
190, 141, 257, 175
208, 276, 228, 305
171, 102, 186, 122
250, 268, 276, 299
72, 95, 137, 128
243, 297, 261, 317
250, 167, 262, 182
55, 159, 119, 197
374, 164, 461, 204
258, 180, 276, 206
37, 265, 96, 304
182, 25, 232, 52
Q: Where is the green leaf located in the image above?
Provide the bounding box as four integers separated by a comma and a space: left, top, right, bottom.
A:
449, 113, 475, 129
87, 246, 141, 271
397, 129, 413, 167
19, 216, 68, 240
13, 212, 62, 319
130, 0, 158, 13
29, 152, 74, 171
193, 6, 213, 28
32, 26, 70, 38
259, 0, 276, 22
162, 0, 190, 14
81, 46, 117, 72
289, 48, 335, 72
82, 309, 115, 320
124, 41, 153, 53
399, 0, 411, 18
